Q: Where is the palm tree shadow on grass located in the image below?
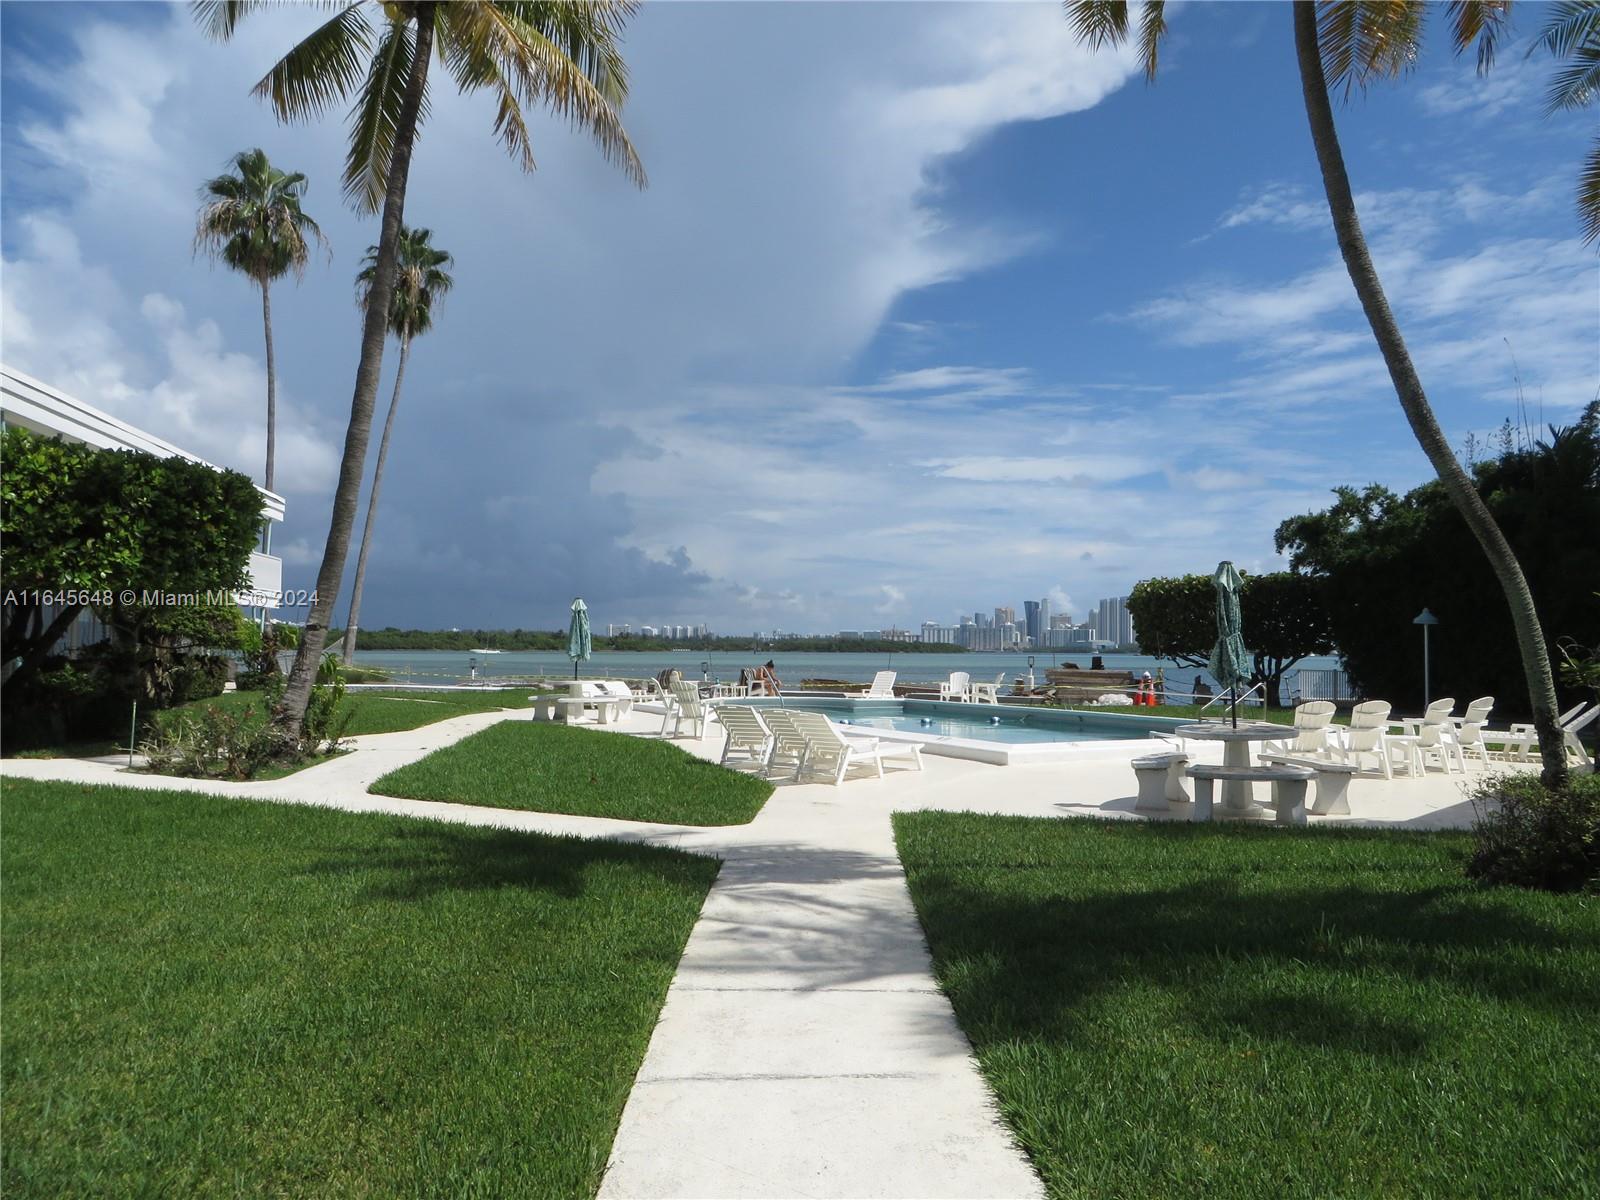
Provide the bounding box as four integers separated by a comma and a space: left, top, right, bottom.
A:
299, 824, 722, 902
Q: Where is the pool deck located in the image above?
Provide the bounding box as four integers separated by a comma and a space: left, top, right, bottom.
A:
1, 706, 1537, 1199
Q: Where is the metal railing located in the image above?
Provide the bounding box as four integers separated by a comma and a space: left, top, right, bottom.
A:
1196, 681, 1266, 718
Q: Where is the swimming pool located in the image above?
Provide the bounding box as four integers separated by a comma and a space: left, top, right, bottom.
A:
738, 697, 1186, 764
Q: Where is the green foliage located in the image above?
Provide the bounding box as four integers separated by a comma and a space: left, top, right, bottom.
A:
1126, 575, 1215, 666
357, 224, 453, 340
300, 654, 350, 755
194, 147, 324, 285
1277, 405, 1600, 716
1, 426, 262, 694
1126, 571, 1334, 704
1468, 772, 1600, 893
141, 698, 291, 781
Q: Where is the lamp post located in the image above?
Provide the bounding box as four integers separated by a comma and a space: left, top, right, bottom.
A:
1027, 654, 1036, 691
701, 659, 710, 683
1413, 608, 1439, 705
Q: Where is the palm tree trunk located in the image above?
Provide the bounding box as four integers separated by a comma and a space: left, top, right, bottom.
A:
261, 279, 276, 493
275, 3, 436, 731
342, 334, 409, 667
1292, 1, 1568, 787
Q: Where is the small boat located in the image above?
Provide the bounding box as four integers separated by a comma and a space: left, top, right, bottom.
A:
470, 648, 504, 654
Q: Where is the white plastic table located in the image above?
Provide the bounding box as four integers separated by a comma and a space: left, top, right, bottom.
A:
1174, 722, 1288, 815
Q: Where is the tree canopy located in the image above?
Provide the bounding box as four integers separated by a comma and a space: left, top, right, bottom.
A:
1127, 571, 1335, 706
1275, 403, 1600, 717
1, 427, 263, 691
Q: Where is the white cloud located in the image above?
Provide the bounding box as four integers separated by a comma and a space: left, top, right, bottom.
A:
1, 213, 339, 494
874, 584, 908, 615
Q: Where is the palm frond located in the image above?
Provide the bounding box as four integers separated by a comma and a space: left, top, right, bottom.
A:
252, 2, 373, 123
1064, 0, 1131, 50
1445, 0, 1512, 74
1529, 2, 1600, 113
1317, 1, 1425, 97
193, 0, 263, 41
438, 0, 645, 186
194, 147, 325, 281
1580, 135, 1600, 244
1137, 1, 1167, 81
342, 18, 426, 213
1545, 53, 1600, 111
1528, 1, 1600, 61
356, 225, 455, 338
194, 0, 347, 41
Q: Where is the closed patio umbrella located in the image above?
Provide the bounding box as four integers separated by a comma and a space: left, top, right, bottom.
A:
567, 597, 592, 680
1209, 561, 1249, 728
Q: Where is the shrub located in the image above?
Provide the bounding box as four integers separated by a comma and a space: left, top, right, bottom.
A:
1467, 772, 1600, 893
140, 702, 292, 781
167, 654, 230, 705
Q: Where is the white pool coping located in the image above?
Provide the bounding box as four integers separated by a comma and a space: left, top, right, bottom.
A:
720, 696, 1188, 766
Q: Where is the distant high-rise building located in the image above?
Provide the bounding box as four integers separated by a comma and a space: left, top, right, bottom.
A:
994, 606, 1015, 628
1090, 596, 1135, 648
1024, 599, 1051, 645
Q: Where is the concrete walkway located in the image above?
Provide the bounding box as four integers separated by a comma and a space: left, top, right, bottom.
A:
4, 705, 1513, 1199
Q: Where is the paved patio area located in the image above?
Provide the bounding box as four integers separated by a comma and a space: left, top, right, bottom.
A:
1, 705, 1532, 1199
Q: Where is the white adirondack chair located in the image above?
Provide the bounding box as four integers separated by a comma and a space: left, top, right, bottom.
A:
940, 671, 972, 702
1334, 700, 1394, 778
1262, 701, 1336, 757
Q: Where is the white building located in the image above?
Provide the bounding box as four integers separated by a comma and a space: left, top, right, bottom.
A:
1, 365, 286, 642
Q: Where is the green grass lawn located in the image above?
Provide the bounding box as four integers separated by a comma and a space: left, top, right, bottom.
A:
371, 721, 773, 826
894, 813, 1600, 1199
2, 780, 719, 1198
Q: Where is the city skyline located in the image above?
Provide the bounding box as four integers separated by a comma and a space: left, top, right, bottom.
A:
596, 590, 1137, 650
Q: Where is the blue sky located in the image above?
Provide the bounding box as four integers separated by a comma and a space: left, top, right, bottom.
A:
3, 1, 1595, 634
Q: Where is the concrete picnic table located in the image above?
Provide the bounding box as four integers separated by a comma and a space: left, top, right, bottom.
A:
1173, 722, 1289, 816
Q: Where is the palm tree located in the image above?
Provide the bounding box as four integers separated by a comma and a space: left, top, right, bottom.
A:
1065, 0, 1570, 785
1528, 1, 1600, 243
196, 0, 646, 732
341, 226, 454, 667
194, 147, 325, 493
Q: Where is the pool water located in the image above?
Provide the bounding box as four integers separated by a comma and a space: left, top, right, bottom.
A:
748, 698, 1157, 745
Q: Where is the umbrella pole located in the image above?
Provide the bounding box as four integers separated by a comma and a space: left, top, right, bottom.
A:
1231, 687, 1238, 728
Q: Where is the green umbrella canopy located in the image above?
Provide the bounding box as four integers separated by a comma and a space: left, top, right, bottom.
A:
567, 598, 592, 677
1208, 561, 1250, 722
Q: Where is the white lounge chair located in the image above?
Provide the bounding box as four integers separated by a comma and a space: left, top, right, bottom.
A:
940, 671, 971, 702
785, 710, 924, 785
1483, 702, 1589, 762
714, 704, 772, 767
863, 670, 897, 699
969, 672, 1006, 705
1262, 701, 1336, 757
1333, 700, 1393, 778
761, 708, 810, 777
1493, 704, 1597, 767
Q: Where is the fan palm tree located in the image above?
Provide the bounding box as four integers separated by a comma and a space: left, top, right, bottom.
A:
341, 226, 454, 666
194, 147, 325, 493
1064, 0, 1570, 785
196, 0, 646, 732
